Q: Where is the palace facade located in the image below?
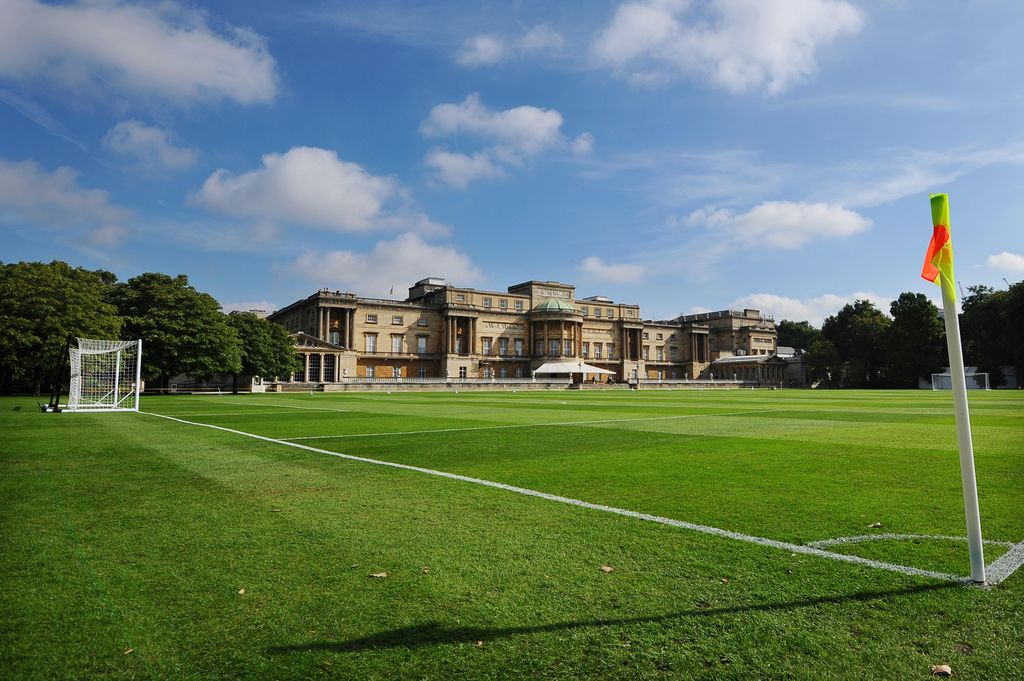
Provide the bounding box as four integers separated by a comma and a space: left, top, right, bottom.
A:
266, 278, 781, 385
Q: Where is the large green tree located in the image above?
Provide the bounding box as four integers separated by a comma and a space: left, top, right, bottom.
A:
821, 300, 891, 387
884, 292, 946, 388
960, 281, 1024, 387
776, 319, 821, 351
110, 273, 241, 388
226, 312, 301, 393
0, 261, 122, 395
804, 338, 842, 387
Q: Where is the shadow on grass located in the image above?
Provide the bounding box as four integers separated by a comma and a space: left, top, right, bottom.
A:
267, 582, 958, 653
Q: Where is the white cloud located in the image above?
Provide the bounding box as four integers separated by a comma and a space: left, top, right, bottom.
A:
0, 0, 277, 104
457, 34, 507, 66
687, 201, 870, 249
0, 158, 132, 244
985, 252, 1024, 273
288, 233, 483, 297
424, 149, 504, 189
421, 93, 591, 187
422, 93, 565, 157
571, 132, 595, 156
579, 256, 645, 284
103, 120, 198, 170
194, 146, 398, 231
728, 291, 889, 327
220, 300, 278, 314
519, 25, 565, 52
592, 0, 864, 94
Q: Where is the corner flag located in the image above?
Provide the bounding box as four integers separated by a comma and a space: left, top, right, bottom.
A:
921, 193, 956, 296
924, 193, 986, 583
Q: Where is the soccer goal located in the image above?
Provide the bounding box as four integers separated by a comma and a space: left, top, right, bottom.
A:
64, 338, 143, 412
931, 372, 990, 391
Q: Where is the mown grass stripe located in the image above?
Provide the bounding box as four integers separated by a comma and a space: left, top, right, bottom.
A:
143, 410, 974, 585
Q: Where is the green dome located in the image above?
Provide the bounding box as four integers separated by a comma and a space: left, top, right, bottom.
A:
533, 298, 576, 313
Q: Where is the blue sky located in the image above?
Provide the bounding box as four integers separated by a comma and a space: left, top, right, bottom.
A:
2, 0, 1023, 325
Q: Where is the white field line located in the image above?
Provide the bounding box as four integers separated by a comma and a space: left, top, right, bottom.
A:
278, 409, 782, 441
985, 541, 1024, 585
142, 411, 973, 585
808, 534, 1015, 549
157, 410, 348, 417
217, 400, 350, 413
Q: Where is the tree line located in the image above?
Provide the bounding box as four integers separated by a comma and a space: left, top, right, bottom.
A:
0, 261, 300, 395
776, 282, 1024, 387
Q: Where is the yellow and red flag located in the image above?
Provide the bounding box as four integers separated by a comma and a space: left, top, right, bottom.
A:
922, 193, 955, 298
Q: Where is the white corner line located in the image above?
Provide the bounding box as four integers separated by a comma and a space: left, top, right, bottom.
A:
142, 411, 974, 586
985, 541, 1024, 585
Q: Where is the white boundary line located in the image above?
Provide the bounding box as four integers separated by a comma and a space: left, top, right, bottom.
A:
278, 409, 783, 441
985, 541, 1024, 584
142, 410, 986, 585
808, 534, 1015, 549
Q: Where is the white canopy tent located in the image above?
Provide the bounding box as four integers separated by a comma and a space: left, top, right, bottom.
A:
534, 361, 615, 375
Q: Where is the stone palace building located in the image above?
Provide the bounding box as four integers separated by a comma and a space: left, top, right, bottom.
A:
265, 277, 784, 387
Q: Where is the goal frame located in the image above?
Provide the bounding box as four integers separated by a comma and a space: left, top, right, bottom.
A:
931, 372, 989, 391
64, 338, 143, 412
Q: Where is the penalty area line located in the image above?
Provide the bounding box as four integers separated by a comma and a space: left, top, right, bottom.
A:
142, 410, 973, 586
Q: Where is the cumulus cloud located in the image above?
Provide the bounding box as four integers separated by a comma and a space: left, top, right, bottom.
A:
457, 34, 507, 66
0, 0, 278, 104
519, 25, 566, 52
421, 93, 592, 187
102, 120, 198, 170
985, 251, 1024, 273
424, 149, 504, 189
591, 0, 864, 94
728, 291, 889, 327
687, 200, 870, 249
579, 256, 645, 284
0, 158, 132, 244
194, 146, 398, 231
288, 233, 483, 296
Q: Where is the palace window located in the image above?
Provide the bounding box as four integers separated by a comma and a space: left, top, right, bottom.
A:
459, 366, 467, 378
535, 339, 544, 355
582, 342, 589, 358
594, 344, 602, 359
483, 367, 493, 378
417, 366, 427, 378
670, 347, 677, 361
366, 366, 375, 378
515, 338, 524, 356
608, 344, 615, 359
564, 340, 572, 356
392, 366, 401, 378
581, 306, 588, 316
499, 299, 508, 310
549, 339, 559, 356
656, 333, 663, 340
365, 334, 377, 352
324, 354, 336, 382
643, 332, 649, 340
657, 347, 664, 361
498, 338, 509, 356
483, 297, 492, 308
515, 300, 523, 312
391, 335, 403, 353
606, 309, 614, 318
627, 309, 635, 317
417, 318, 429, 327
482, 337, 492, 355
366, 314, 377, 324
643, 346, 650, 360
516, 367, 524, 378
499, 367, 508, 378
417, 336, 428, 353
392, 315, 403, 325
456, 294, 465, 302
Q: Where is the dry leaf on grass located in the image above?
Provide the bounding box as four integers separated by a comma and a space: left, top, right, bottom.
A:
931, 664, 953, 676
369, 572, 389, 579
599, 565, 614, 573
869, 522, 883, 528
123, 648, 134, 655
238, 588, 245, 595
421, 566, 430, 574
474, 640, 485, 648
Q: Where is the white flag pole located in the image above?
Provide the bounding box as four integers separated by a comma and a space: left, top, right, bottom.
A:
938, 274, 986, 583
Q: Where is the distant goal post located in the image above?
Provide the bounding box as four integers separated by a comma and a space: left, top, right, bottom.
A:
931, 372, 990, 391
65, 338, 143, 412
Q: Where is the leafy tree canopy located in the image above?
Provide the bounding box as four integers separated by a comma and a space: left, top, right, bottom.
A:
821, 300, 891, 386
226, 312, 301, 391
884, 292, 945, 388
0, 261, 121, 394
776, 320, 821, 351
110, 273, 241, 386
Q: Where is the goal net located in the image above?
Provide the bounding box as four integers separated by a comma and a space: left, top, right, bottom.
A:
66, 338, 142, 412
931, 372, 990, 391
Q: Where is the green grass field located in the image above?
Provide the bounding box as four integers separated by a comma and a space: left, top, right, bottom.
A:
2, 388, 1022, 679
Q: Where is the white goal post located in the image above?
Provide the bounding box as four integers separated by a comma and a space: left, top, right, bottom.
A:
66, 338, 143, 412
931, 372, 989, 391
